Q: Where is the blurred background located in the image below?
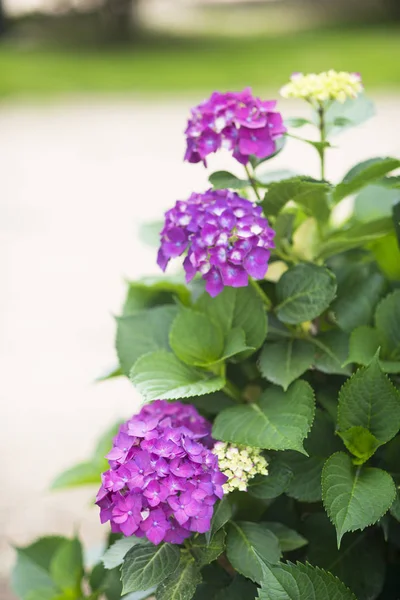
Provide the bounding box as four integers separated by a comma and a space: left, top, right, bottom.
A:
1, 0, 400, 597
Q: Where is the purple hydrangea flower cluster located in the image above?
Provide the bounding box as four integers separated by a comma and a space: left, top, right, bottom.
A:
96, 400, 227, 545
184, 87, 286, 165
157, 189, 275, 297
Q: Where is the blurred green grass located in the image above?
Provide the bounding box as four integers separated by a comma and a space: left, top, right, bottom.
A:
1, 26, 399, 97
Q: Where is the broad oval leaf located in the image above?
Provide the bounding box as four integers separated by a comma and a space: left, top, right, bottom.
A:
226, 521, 281, 583
169, 307, 224, 366
213, 381, 315, 454
337, 355, 400, 445
317, 218, 394, 260
121, 542, 180, 594
156, 554, 202, 600
116, 305, 178, 375
334, 157, 400, 202
102, 537, 145, 570
258, 339, 314, 390
209, 170, 249, 190
261, 177, 330, 222
276, 264, 337, 325
346, 325, 380, 367
263, 522, 308, 553
122, 276, 191, 314
190, 529, 226, 568
206, 496, 233, 544
258, 561, 357, 600
375, 290, 400, 360
50, 538, 83, 592
312, 330, 351, 376
248, 456, 293, 500
130, 351, 225, 401
322, 452, 396, 546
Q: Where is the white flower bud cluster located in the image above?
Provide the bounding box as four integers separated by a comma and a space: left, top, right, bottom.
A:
212, 441, 268, 493
280, 70, 363, 104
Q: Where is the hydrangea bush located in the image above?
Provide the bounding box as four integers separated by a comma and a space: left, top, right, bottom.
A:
12, 71, 400, 600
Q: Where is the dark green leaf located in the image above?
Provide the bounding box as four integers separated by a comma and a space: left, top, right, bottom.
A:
196, 286, 267, 355
248, 456, 293, 500
214, 575, 258, 600
304, 512, 385, 600
123, 276, 191, 314
220, 327, 253, 361
276, 263, 337, 325
191, 529, 226, 568
281, 409, 343, 503
261, 177, 330, 222
337, 355, 400, 445
130, 351, 225, 401
116, 305, 178, 375
121, 542, 180, 594
334, 157, 400, 202
393, 199, 400, 246
89, 563, 123, 600
170, 307, 224, 366
258, 339, 314, 390
189, 392, 235, 416
375, 290, 400, 360
209, 170, 249, 190
317, 218, 394, 260
258, 561, 357, 600
354, 184, 400, 223
322, 452, 396, 546
213, 381, 315, 454
206, 496, 233, 544
49, 538, 83, 592
312, 330, 351, 376
390, 489, 400, 522
263, 522, 308, 552
345, 325, 380, 367
156, 554, 202, 600
226, 521, 281, 583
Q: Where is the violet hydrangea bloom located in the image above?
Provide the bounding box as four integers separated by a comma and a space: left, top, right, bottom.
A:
157, 189, 275, 297
96, 400, 227, 545
184, 88, 286, 165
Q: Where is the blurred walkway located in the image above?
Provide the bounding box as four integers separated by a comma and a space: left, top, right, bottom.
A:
1, 95, 399, 586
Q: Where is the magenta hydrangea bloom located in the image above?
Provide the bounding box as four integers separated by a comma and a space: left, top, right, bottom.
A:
96, 401, 227, 545
157, 189, 275, 297
184, 88, 286, 165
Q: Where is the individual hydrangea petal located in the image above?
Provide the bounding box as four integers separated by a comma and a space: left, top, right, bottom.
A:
280, 70, 363, 104
184, 88, 285, 165
158, 189, 275, 297
96, 400, 227, 545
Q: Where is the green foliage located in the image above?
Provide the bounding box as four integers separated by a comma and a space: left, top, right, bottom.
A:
261, 177, 331, 222
121, 542, 180, 594
213, 381, 315, 454
258, 339, 315, 390
190, 529, 226, 567
156, 553, 202, 600
375, 290, 400, 359
275, 263, 337, 324
226, 521, 281, 582
102, 537, 146, 570
170, 308, 225, 367
122, 276, 191, 314
248, 456, 293, 500
206, 496, 233, 543
333, 157, 400, 202
209, 171, 249, 190
322, 452, 396, 546
258, 561, 357, 600
263, 522, 308, 553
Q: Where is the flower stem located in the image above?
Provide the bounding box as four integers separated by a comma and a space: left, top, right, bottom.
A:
223, 379, 244, 403
317, 104, 326, 180
249, 277, 272, 310
244, 163, 261, 201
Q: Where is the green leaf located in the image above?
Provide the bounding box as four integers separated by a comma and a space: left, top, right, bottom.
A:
226, 521, 281, 583
332, 268, 386, 332
206, 496, 233, 544
324, 93, 375, 137
25, 590, 57, 600
346, 325, 380, 366
276, 264, 337, 325
258, 339, 314, 390
130, 351, 225, 401
156, 554, 202, 600
304, 512, 386, 600
312, 330, 351, 376
209, 170, 249, 190
354, 184, 400, 223
375, 290, 400, 360
285, 117, 311, 128
11, 537, 67, 599
393, 199, 400, 246
390, 489, 400, 522
50, 538, 83, 592
256, 169, 297, 185
121, 542, 180, 594
189, 391, 235, 416
258, 561, 357, 600
138, 220, 164, 248
334, 157, 400, 202
170, 307, 224, 367
317, 218, 394, 260
263, 522, 308, 553
191, 529, 226, 568
89, 563, 123, 600
248, 456, 293, 500
102, 537, 145, 570
213, 381, 315, 454
338, 426, 380, 465
322, 451, 396, 546
219, 327, 253, 361
195, 286, 267, 355
51, 422, 119, 490
116, 305, 178, 376
213, 575, 258, 600
281, 410, 343, 503
337, 355, 400, 445
261, 177, 330, 222
122, 276, 190, 314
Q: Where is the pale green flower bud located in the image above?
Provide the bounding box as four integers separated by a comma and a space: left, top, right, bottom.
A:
280, 70, 363, 104
212, 441, 269, 494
